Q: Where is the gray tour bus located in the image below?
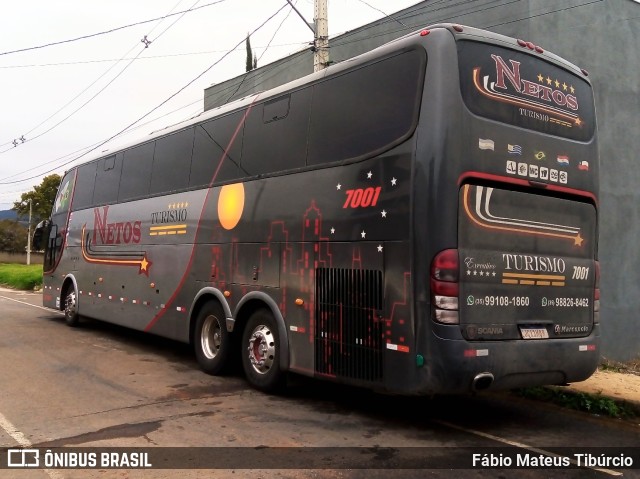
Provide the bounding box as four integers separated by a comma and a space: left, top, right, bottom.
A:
34, 24, 599, 394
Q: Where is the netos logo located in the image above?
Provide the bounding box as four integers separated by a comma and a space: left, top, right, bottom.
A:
93, 206, 141, 245
491, 54, 579, 111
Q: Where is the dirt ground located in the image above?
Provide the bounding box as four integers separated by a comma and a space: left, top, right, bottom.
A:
565, 367, 640, 405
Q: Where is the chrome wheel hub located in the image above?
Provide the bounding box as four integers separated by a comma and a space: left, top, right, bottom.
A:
247, 325, 275, 375
201, 315, 222, 360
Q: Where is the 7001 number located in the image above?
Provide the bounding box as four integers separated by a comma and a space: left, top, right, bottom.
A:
343, 187, 382, 209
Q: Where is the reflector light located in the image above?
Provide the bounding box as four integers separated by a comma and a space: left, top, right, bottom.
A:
517, 39, 527, 47
581, 68, 589, 76
453, 25, 463, 32
535, 45, 544, 53
420, 29, 430, 36
464, 349, 488, 357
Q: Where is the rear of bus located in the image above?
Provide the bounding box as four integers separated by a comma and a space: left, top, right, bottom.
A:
417, 25, 599, 393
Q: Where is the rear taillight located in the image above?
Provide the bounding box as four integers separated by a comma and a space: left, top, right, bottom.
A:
594, 260, 600, 323
431, 249, 459, 324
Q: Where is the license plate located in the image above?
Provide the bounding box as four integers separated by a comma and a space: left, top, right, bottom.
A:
520, 327, 549, 339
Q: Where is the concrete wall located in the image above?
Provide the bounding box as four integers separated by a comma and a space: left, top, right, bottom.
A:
0, 252, 43, 265
203, 0, 640, 361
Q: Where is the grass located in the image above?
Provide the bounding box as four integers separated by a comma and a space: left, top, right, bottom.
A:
0, 263, 43, 290
515, 386, 637, 419
515, 357, 640, 420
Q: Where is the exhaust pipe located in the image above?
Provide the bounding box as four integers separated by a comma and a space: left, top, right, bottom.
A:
471, 372, 494, 392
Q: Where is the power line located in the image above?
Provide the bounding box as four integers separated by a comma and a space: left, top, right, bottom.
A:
0, 0, 202, 153
0, 3, 289, 185
0, 42, 309, 70
226, 1, 298, 103
0, 0, 228, 57
354, 0, 408, 27
1, 0, 606, 184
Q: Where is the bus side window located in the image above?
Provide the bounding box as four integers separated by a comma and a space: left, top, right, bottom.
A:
241, 89, 310, 176
150, 128, 194, 195
190, 110, 244, 187
119, 142, 155, 202
93, 154, 123, 205
307, 49, 425, 165
72, 162, 98, 210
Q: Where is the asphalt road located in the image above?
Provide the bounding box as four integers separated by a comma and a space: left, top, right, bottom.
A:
0, 288, 638, 479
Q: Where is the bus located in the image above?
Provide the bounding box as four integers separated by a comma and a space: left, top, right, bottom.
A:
34, 24, 599, 394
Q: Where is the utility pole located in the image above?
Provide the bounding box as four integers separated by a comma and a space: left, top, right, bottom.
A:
26, 199, 32, 265
314, 0, 329, 72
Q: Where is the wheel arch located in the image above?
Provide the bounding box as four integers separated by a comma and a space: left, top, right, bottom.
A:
234, 292, 290, 372
60, 274, 79, 313
188, 287, 233, 345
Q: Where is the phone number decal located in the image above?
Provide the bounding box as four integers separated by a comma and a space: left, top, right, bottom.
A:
466, 295, 530, 307
542, 297, 590, 308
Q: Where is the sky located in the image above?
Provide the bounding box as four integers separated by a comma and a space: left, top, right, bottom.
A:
0, 0, 420, 210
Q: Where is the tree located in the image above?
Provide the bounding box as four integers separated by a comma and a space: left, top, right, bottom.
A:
12, 174, 61, 223
245, 34, 257, 72
0, 220, 27, 253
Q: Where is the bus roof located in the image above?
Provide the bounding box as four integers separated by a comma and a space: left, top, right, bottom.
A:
77, 23, 591, 168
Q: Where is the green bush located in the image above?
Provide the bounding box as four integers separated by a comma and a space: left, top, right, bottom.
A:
0, 263, 43, 290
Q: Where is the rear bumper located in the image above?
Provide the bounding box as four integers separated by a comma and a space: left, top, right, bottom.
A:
415, 323, 600, 394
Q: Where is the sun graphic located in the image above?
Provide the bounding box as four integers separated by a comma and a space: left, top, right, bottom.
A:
217, 183, 245, 230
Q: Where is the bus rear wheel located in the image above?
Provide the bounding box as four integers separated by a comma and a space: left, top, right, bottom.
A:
63, 286, 80, 327
241, 309, 285, 392
194, 301, 231, 375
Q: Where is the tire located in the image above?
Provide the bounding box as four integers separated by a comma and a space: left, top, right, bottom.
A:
241, 309, 285, 392
194, 301, 232, 375
63, 284, 80, 327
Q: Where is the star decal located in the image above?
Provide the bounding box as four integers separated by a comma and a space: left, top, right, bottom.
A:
377, 245, 383, 253
381, 210, 387, 218
336, 183, 342, 190
367, 171, 373, 179
139, 254, 152, 277
574, 233, 584, 247
391, 177, 397, 186
330, 227, 335, 234
361, 230, 366, 239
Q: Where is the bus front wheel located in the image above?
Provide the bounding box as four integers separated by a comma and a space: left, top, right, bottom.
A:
241, 309, 285, 392
194, 301, 231, 375
63, 285, 80, 327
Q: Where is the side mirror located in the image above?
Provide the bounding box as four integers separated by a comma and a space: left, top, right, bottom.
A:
32, 219, 50, 251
